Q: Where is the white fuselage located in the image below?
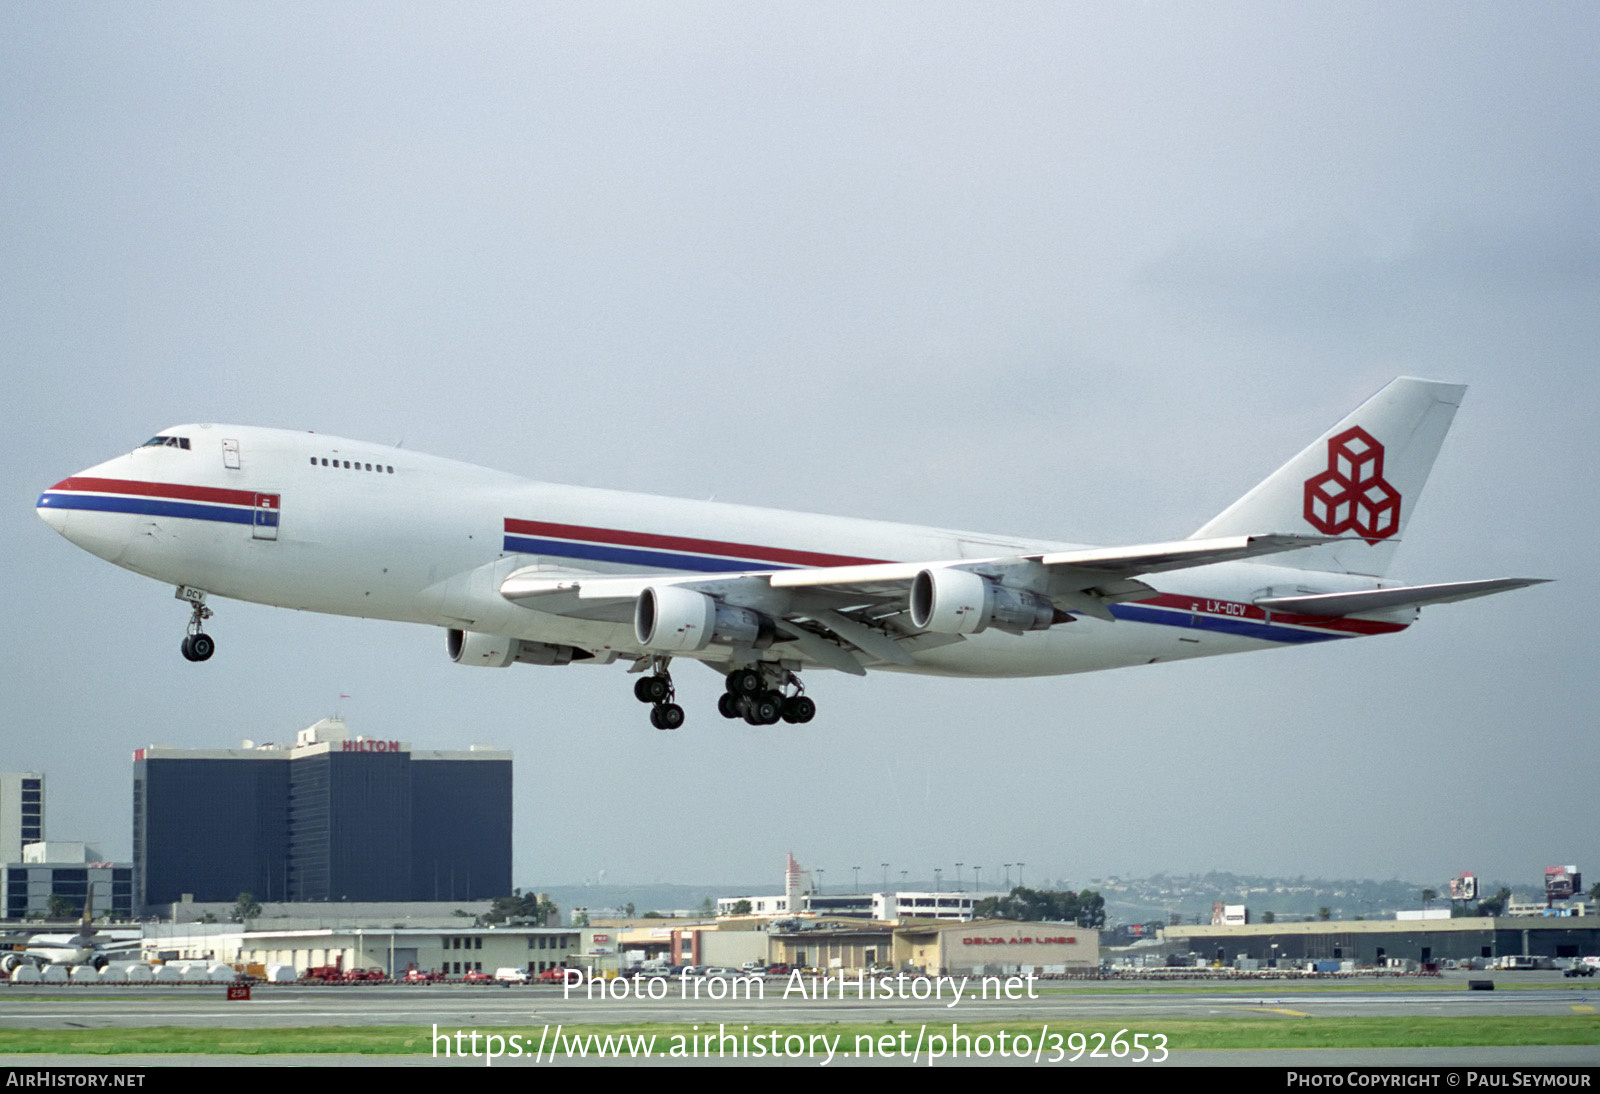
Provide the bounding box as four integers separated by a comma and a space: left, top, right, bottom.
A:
37, 424, 1404, 678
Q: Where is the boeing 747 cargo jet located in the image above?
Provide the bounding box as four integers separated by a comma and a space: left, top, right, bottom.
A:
37, 378, 1544, 729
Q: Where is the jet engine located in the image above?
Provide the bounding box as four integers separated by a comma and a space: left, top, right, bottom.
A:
634, 586, 776, 652
446, 629, 587, 667
909, 568, 1057, 635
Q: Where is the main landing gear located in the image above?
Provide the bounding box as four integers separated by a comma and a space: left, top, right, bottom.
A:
719, 665, 816, 726
176, 586, 215, 663
632, 658, 684, 730
630, 660, 818, 729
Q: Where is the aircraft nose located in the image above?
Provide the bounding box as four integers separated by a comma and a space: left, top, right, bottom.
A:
36, 477, 74, 534
36, 470, 134, 564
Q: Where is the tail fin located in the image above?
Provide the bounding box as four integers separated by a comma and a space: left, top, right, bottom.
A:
1191, 377, 1467, 577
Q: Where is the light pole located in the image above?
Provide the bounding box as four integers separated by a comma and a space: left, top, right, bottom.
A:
853, 866, 860, 894
956, 863, 963, 892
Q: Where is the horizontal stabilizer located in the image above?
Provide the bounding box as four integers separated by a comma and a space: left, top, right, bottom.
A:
1255, 577, 1549, 617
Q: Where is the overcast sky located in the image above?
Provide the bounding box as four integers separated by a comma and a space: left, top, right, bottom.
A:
4, 3, 1593, 900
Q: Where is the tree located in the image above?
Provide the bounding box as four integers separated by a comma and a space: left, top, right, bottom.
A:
1421, 888, 1437, 909
1318, 906, 1332, 921
232, 892, 262, 923
484, 888, 559, 925
1475, 887, 1512, 917
730, 899, 752, 916
971, 886, 1105, 928
1261, 911, 1276, 924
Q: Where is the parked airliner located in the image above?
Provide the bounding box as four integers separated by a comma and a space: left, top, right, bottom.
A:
37, 378, 1543, 728
0, 899, 139, 973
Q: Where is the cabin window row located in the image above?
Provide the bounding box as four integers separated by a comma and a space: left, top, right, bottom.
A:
310, 457, 394, 473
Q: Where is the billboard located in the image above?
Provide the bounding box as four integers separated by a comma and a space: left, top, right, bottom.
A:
1545, 865, 1581, 902
1449, 873, 1477, 902
1212, 903, 1248, 926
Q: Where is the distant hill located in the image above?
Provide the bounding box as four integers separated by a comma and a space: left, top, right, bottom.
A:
528, 871, 1541, 927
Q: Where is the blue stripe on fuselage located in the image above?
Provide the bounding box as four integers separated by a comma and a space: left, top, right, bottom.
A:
36, 492, 268, 526
1108, 602, 1347, 644
502, 534, 796, 574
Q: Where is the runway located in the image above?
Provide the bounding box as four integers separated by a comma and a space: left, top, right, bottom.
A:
3, 972, 1596, 1067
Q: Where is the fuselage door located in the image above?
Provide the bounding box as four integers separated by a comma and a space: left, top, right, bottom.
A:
252, 493, 280, 541
223, 439, 241, 469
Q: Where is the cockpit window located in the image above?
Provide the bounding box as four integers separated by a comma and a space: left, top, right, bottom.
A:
141, 436, 191, 450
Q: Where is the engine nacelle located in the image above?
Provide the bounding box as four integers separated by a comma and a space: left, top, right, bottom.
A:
909, 568, 1057, 635
447, 629, 585, 667
634, 586, 775, 652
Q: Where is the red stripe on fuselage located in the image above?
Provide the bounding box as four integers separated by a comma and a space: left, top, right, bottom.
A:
502, 518, 885, 569
47, 477, 260, 508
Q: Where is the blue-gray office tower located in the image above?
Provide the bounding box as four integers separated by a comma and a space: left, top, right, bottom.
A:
132, 719, 511, 909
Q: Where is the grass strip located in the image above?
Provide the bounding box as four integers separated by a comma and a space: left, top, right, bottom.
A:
0, 1016, 1595, 1056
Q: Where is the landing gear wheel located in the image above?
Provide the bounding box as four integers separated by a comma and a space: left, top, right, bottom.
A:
188, 633, 215, 662
744, 695, 782, 726
634, 676, 670, 703
176, 587, 216, 663
726, 668, 764, 697
717, 693, 741, 719
781, 696, 816, 724
650, 703, 684, 730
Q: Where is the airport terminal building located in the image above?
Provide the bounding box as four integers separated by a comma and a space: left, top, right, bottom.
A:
133, 718, 511, 910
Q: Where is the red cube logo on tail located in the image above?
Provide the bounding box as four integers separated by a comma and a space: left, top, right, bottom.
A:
1303, 426, 1401, 542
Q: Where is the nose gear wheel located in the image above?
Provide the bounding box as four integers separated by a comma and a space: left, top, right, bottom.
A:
176, 586, 215, 662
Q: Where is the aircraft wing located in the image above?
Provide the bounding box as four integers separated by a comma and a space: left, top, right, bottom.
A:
500, 533, 1331, 671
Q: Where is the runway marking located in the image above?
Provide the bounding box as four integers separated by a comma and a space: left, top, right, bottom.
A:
1571, 1005, 1595, 1013
1237, 1006, 1311, 1017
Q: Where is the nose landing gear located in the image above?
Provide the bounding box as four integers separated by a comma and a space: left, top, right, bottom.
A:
176, 586, 215, 662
